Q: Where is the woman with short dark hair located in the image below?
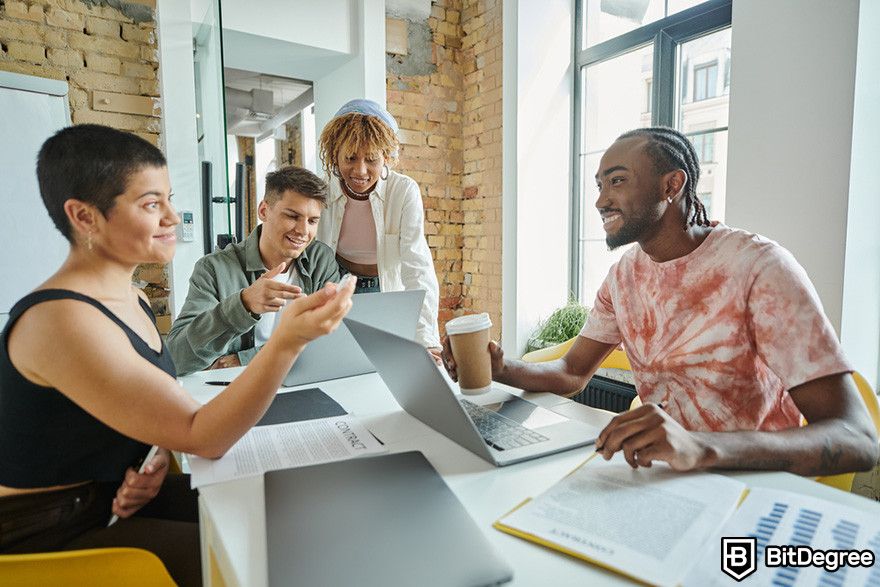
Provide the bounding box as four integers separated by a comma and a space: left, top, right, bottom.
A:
0, 124, 355, 586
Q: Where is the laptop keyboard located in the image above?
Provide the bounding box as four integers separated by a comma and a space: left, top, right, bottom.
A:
460, 400, 549, 451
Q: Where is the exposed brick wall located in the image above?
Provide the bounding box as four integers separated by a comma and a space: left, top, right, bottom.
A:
236, 136, 258, 233
0, 0, 169, 327
0, 0, 160, 143
387, 0, 465, 335
460, 0, 502, 338
385, 0, 502, 340
277, 113, 303, 168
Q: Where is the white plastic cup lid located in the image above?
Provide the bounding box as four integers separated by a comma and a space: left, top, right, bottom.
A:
445, 313, 492, 336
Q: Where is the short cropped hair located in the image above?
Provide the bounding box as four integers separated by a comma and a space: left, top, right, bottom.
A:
264, 166, 328, 207
37, 124, 167, 242
318, 112, 399, 177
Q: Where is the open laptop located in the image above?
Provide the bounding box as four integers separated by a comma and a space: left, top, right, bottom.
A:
344, 318, 601, 466
265, 451, 513, 586
282, 290, 424, 387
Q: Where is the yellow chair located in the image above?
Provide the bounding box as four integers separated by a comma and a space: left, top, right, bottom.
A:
815, 372, 880, 492
521, 336, 632, 371
521, 337, 576, 363
0, 547, 176, 587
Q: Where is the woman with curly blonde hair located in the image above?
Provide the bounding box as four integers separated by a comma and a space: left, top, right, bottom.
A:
317, 99, 441, 360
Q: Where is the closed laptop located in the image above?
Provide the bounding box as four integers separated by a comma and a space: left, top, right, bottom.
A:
265, 451, 513, 586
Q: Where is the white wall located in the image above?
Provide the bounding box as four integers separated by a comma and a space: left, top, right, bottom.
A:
220, 0, 352, 54
313, 0, 387, 137
726, 0, 879, 386
840, 1, 880, 388
156, 0, 201, 317
502, 0, 573, 356
726, 0, 858, 333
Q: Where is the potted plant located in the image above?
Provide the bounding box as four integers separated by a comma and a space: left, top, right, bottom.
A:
526, 296, 590, 353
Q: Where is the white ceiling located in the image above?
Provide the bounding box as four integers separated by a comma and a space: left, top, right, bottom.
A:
224, 68, 312, 136
224, 68, 311, 109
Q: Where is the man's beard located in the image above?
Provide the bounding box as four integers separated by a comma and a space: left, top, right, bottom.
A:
605, 211, 654, 250
604, 190, 663, 250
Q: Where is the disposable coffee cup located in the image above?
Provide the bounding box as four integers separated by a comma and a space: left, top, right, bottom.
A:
446, 313, 493, 395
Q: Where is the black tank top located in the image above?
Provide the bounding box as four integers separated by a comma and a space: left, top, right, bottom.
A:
0, 289, 177, 488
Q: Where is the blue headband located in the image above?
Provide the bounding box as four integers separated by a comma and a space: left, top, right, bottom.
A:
333, 99, 399, 135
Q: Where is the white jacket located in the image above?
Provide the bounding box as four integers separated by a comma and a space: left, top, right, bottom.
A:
318, 170, 441, 348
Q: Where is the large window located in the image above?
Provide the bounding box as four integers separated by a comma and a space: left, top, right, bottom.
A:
572, 0, 732, 305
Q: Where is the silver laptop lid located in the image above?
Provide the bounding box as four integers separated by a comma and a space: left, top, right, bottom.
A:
283, 290, 425, 387
343, 317, 496, 461
265, 451, 513, 586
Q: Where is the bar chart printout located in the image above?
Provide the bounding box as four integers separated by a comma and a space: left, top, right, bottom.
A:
683, 488, 880, 586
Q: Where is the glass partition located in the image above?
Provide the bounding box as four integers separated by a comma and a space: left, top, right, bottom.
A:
191, 0, 232, 253
189, 1, 320, 252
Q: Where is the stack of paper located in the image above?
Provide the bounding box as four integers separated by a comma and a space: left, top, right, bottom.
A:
494, 453, 747, 586
188, 414, 386, 488
496, 453, 880, 587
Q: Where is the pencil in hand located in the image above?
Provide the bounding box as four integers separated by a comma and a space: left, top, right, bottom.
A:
107, 445, 159, 527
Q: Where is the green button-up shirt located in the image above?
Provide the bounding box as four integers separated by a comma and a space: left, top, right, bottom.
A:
167, 226, 340, 375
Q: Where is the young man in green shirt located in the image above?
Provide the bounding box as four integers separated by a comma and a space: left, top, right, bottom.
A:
168, 166, 340, 375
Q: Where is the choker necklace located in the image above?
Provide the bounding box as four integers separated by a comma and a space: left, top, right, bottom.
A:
340, 179, 373, 201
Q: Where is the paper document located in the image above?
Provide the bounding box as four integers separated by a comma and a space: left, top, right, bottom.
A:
495, 453, 747, 587
188, 415, 386, 488
684, 487, 880, 586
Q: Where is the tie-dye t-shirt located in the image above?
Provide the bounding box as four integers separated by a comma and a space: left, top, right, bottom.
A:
580, 224, 851, 432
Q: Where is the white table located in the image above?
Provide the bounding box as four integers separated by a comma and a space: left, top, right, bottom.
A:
179, 369, 880, 587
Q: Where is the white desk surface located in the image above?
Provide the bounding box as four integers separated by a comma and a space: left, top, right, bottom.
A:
180, 368, 880, 587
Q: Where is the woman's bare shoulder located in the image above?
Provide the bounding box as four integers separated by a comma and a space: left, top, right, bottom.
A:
9, 294, 126, 353
7, 295, 129, 386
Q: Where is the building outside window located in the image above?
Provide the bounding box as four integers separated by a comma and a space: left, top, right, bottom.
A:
693, 60, 718, 101
572, 0, 732, 305
692, 131, 715, 162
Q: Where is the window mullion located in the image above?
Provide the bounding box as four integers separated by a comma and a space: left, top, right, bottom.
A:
654, 30, 676, 127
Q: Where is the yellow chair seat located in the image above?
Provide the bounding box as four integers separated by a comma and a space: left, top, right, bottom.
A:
815, 372, 880, 492
0, 547, 176, 587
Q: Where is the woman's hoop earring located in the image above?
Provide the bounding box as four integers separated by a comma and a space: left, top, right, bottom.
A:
380, 164, 389, 180
331, 165, 341, 178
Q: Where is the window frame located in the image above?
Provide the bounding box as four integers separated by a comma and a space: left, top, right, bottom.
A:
570, 0, 732, 302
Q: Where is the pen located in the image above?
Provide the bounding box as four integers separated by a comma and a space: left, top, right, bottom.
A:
108, 445, 160, 527
205, 381, 232, 386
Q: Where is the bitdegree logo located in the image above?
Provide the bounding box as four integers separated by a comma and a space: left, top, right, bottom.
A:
765, 545, 875, 572
721, 537, 876, 581
722, 537, 757, 581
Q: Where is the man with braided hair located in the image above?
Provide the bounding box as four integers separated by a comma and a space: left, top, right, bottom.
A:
442, 127, 877, 477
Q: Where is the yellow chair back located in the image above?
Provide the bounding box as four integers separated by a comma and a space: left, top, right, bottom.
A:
601, 348, 632, 371
521, 337, 633, 372
0, 547, 176, 587
521, 337, 577, 363
815, 372, 880, 492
